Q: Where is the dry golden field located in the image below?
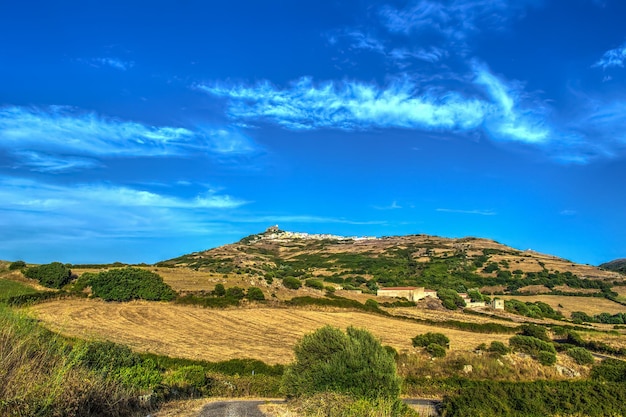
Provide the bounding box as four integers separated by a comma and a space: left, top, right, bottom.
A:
28, 300, 511, 364
500, 294, 626, 316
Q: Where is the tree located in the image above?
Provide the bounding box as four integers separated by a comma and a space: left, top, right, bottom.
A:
437, 289, 466, 310
412, 332, 450, 349
282, 277, 302, 290
23, 262, 73, 289
89, 267, 175, 301
225, 286, 245, 300
246, 286, 265, 301
281, 326, 401, 400
214, 283, 226, 297
8, 260, 26, 270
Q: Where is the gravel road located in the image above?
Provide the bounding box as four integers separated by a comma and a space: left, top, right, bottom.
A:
198, 400, 283, 417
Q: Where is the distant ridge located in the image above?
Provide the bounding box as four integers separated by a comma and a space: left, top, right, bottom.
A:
158, 227, 623, 295
600, 258, 626, 274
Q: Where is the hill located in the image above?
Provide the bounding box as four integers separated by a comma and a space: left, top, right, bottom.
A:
600, 259, 626, 275
157, 227, 623, 296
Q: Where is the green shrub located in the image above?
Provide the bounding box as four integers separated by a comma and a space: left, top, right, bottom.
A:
509, 335, 556, 356
71, 272, 96, 292
519, 324, 550, 342
89, 267, 176, 301
566, 347, 594, 365
412, 332, 450, 349
283, 277, 302, 290
282, 326, 401, 400
305, 279, 325, 290
163, 365, 207, 391
537, 351, 556, 366
364, 299, 379, 310
426, 343, 447, 358
225, 286, 245, 300
8, 260, 26, 270
113, 359, 162, 389
437, 289, 466, 310
488, 341, 510, 355
591, 358, 626, 382
440, 380, 626, 417
23, 262, 73, 289
214, 283, 226, 296
246, 286, 265, 301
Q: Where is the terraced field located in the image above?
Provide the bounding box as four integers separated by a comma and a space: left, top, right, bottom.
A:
28, 299, 511, 364
499, 295, 626, 316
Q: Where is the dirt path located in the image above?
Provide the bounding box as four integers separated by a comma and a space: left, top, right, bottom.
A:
197, 400, 283, 417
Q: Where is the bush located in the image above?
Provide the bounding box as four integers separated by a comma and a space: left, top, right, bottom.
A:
305, 279, 325, 291
283, 277, 302, 290
8, 260, 26, 270
437, 289, 466, 310
567, 347, 594, 365
246, 286, 265, 301
426, 343, 447, 358
364, 299, 379, 310
537, 351, 556, 366
281, 326, 401, 400
23, 262, 73, 289
519, 324, 551, 342
509, 335, 556, 356
412, 332, 450, 349
225, 286, 245, 300
163, 365, 208, 392
488, 341, 510, 355
89, 267, 176, 301
591, 358, 626, 382
214, 283, 226, 296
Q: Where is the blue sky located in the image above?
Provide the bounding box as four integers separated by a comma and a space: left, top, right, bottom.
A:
1, 0, 625, 265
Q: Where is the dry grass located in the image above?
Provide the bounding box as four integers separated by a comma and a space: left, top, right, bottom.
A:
28, 300, 512, 364
499, 295, 626, 316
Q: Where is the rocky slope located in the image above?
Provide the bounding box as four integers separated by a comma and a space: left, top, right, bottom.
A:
158, 227, 623, 294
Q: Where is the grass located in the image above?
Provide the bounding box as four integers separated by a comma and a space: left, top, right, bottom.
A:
29, 299, 513, 364
0, 278, 39, 300
0, 304, 148, 416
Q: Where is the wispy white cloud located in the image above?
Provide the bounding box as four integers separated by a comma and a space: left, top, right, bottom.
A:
198, 63, 550, 145
473, 62, 549, 144
379, 0, 539, 40
436, 208, 497, 216
0, 176, 248, 262
0, 106, 257, 172
328, 28, 449, 67
592, 41, 626, 69
389, 46, 449, 63
13, 151, 101, 172
92, 57, 135, 71
0, 177, 247, 212
373, 201, 403, 210
0, 106, 193, 156
200, 77, 486, 131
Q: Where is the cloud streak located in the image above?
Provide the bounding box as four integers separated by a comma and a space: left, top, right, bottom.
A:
593, 41, 626, 69
436, 208, 497, 216
379, 0, 540, 40
0, 106, 257, 171
92, 57, 135, 71
198, 63, 550, 145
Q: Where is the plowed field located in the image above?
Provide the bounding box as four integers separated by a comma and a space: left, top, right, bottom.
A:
28, 300, 511, 364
